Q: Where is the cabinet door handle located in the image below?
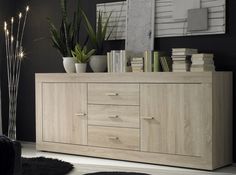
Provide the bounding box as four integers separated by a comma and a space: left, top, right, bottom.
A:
143, 117, 154, 120
75, 113, 87, 117
106, 92, 119, 96
108, 115, 119, 119
108, 136, 119, 140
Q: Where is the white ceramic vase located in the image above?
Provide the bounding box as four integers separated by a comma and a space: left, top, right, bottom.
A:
63, 57, 76, 73
75, 63, 87, 73
89, 55, 107, 72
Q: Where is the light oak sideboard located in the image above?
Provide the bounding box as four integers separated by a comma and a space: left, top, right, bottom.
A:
35, 72, 232, 170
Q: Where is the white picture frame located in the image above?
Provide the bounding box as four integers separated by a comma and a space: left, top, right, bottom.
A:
96, 0, 226, 39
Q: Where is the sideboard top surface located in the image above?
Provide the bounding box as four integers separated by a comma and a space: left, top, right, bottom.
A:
35, 72, 232, 84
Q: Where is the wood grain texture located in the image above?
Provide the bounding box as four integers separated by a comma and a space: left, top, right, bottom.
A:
35, 72, 232, 170
88, 105, 140, 128
35, 72, 213, 84
36, 141, 212, 170
41, 83, 88, 145
140, 84, 203, 157
88, 83, 139, 105
88, 126, 140, 151
212, 72, 233, 168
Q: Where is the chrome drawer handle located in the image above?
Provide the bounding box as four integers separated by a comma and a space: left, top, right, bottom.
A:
143, 117, 154, 120
108, 115, 119, 119
108, 136, 119, 140
75, 113, 87, 117
106, 92, 119, 96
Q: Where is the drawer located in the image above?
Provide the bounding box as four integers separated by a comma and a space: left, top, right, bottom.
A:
88, 105, 140, 128
88, 84, 139, 105
88, 126, 140, 150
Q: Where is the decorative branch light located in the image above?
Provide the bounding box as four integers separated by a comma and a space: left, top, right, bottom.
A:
4, 5, 29, 140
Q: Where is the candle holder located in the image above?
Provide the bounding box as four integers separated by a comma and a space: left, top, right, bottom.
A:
4, 6, 29, 140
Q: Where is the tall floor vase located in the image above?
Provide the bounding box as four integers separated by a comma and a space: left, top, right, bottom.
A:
8, 84, 19, 140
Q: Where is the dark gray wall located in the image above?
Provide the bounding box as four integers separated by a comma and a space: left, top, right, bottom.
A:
0, 0, 235, 161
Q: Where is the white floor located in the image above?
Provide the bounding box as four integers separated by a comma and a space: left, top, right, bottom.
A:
21, 142, 236, 175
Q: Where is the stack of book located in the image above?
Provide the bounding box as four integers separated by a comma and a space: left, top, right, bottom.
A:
191, 54, 215, 72
143, 51, 170, 72
172, 48, 198, 72
107, 50, 130, 72
131, 57, 144, 72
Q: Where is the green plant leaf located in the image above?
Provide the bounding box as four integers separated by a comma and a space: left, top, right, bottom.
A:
96, 12, 103, 50
60, 0, 68, 22
87, 49, 96, 58
102, 11, 112, 41
47, 0, 90, 57
71, 43, 95, 63
82, 10, 97, 48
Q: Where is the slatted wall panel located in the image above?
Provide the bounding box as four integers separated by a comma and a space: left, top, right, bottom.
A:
155, 0, 226, 37
96, 0, 225, 40
97, 1, 127, 40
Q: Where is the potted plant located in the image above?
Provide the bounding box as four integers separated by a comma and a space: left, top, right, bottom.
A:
71, 44, 95, 73
82, 11, 112, 72
48, 0, 88, 73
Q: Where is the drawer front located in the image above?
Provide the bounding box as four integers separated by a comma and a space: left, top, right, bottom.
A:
88, 126, 140, 150
88, 105, 140, 128
88, 84, 139, 105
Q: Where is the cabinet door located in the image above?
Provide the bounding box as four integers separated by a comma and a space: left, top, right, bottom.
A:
141, 84, 203, 157
42, 83, 87, 145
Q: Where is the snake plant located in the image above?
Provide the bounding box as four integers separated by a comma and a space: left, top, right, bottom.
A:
82, 10, 112, 55
48, 0, 88, 57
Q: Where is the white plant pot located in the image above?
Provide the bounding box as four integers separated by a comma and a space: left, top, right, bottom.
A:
75, 63, 87, 73
89, 55, 107, 72
63, 57, 76, 73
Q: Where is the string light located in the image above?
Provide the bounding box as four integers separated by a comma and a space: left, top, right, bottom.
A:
4, 21, 7, 31
19, 51, 24, 59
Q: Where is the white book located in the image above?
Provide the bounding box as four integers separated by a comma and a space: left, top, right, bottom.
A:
191, 65, 215, 72
131, 61, 143, 64
191, 64, 215, 68
191, 68, 215, 72
192, 60, 214, 65
173, 60, 191, 64
118, 51, 122, 73
192, 53, 214, 58
173, 69, 189, 72
172, 56, 191, 61
119, 51, 122, 73
172, 48, 198, 56
131, 63, 144, 67
121, 50, 127, 72
192, 57, 214, 62
111, 50, 120, 72
173, 64, 190, 69
132, 57, 143, 61
172, 48, 198, 52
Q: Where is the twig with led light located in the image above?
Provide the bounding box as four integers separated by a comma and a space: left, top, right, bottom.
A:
4, 5, 29, 140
